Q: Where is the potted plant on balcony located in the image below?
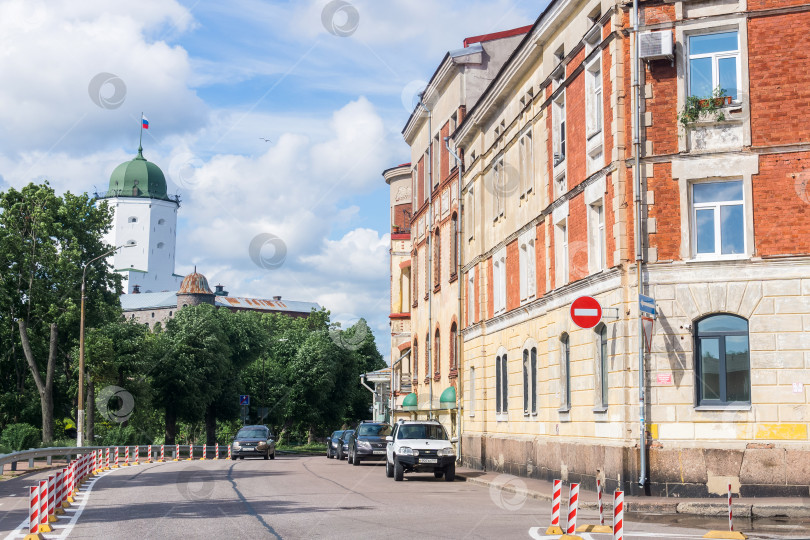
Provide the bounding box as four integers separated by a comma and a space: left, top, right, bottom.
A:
678, 86, 731, 127
392, 224, 401, 233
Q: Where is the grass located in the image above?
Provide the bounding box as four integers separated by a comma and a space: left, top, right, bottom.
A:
276, 442, 327, 454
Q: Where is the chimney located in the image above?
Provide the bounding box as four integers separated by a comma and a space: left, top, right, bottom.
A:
132, 285, 141, 294
273, 295, 281, 301
215, 284, 229, 296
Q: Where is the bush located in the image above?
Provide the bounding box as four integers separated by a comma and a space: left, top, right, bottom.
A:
0, 423, 41, 451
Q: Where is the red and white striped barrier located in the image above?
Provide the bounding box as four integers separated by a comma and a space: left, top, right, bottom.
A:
147, 444, 152, 463
227, 444, 232, 460
105, 447, 110, 470
598, 479, 605, 526
38, 479, 51, 532
47, 474, 57, 523
124, 446, 130, 466
545, 479, 563, 534
613, 490, 624, 540
174, 444, 180, 461
134, 445, 140, 465
729, 483, 734, 532
567, 482, 580, 534
215, 443, 219, 459
59, 468, 69, 509
188, 444, 194, 461
28, 485, 40, 535
114, 447, 120, 469
202, 444, 207, 460
160, 444, 165, 462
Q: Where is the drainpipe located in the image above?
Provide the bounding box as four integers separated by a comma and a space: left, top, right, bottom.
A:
360, 374, 377, 420
446, 136, 463, 460
632, 0, 647, 489
417, 94, 433, 420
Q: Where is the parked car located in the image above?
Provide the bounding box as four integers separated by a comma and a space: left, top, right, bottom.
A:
231, 425, 276, 460
348, 421, 392, 465
337, 429, 353, 460
385, 420, 456, 481
326, 430, 346, 459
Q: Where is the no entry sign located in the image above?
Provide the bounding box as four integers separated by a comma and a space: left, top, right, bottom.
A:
570, 296, 602, 329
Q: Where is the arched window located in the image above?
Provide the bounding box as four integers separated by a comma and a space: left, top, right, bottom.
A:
158, 218, 165, 225
157, 242, 165, 249
450, 213, 458, 276
560, 333, 571, 411
696, 314, 750, 405
523, 347, 537, 415
413, 340, 418, 383
596, 324, 608, 408
433, 229, 441, 288
449, 323, 458, 371
496, 352, 508, 415
128, 216, 138, 223
434, 328, 440, 378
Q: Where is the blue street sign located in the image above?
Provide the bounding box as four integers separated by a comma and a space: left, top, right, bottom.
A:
239, 395, 250, 406
639, 294, 656, 317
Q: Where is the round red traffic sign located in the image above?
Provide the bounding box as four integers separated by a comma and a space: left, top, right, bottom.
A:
570, 296, 602, 329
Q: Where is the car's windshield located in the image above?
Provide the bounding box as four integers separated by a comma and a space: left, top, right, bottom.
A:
342, 430, 354, 440
332, 430, 345, 439
397, 424, 448, 440
357, 424, 392, 437
236, 428, 267, 439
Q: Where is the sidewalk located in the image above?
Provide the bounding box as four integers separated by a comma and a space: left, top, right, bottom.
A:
455, 467, 810, 519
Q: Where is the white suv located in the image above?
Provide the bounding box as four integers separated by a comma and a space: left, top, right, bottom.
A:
385, 420, 457, 482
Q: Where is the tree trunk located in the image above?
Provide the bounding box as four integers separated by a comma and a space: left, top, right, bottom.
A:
165, 408, 177, 444
86, 378, 95, 443
18, 320, 57, 444
307, 425, 315, 445
205, 404, 217, 446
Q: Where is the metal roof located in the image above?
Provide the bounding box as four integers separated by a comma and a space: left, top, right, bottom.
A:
120, 291, 177, 311
214, 296, 319, 314
119, 292, 320, 314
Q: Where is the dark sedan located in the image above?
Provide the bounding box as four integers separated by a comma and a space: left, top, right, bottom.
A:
231, 425, 276, 460
337, 429, 354, 460
348, 422, 391, 465
326, 430, 346, 459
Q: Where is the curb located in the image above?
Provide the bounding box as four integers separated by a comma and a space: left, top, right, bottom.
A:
456, 473, 810, 519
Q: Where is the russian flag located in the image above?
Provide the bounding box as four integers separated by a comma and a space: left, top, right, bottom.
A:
142, 115, 149, 129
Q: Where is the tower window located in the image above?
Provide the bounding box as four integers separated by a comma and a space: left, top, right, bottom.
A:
158, 219, 166, 225
157, 242, 165, 249
128, 217, 138, 223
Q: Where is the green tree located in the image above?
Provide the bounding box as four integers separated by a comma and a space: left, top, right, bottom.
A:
0, 183, 120, 443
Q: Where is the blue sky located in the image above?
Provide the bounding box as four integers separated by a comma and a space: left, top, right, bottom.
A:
0, 0, 541, 359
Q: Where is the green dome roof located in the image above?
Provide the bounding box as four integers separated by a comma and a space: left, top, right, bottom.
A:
106, 146, 169, 200
402, 392, 418, 411
439, 386, 457, 409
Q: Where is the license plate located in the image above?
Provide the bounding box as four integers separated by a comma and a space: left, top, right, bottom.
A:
420, 458, 438, 464
373, 450, 385, 454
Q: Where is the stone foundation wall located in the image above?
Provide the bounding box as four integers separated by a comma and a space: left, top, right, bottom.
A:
462, 435, 810, 497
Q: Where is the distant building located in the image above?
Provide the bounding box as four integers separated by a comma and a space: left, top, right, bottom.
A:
122, 269, 320, 328
97, 145, 184, 294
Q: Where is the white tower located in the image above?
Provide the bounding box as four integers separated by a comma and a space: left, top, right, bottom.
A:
100, 145, 184, 293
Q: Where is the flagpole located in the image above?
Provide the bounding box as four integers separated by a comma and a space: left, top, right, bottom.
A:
139, 112, 143, 149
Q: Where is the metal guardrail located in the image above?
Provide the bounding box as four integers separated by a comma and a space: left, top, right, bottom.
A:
0, 444, 226, 472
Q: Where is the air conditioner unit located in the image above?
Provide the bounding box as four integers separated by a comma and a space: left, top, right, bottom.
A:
639, 31, 673, 61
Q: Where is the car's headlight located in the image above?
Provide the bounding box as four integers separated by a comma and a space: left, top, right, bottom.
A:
437, 447, 455, 457
357, 440, 371, 449
257, 441, 268, 450
399, 447, 419, 456
232, 441, 241, 449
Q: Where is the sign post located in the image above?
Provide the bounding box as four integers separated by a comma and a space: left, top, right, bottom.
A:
570, 296, 603, 329
239, 395, 250, 425
639, 294, 656, 353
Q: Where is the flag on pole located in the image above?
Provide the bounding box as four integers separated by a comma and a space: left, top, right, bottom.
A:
142, 115, 149, 129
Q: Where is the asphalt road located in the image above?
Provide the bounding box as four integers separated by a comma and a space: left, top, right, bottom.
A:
1, 455, 807, 539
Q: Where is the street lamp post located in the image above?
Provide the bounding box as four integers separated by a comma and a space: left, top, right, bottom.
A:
77, 243, 134, 447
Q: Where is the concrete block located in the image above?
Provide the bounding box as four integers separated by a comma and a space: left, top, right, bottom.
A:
709, 283, 727, 313
802, 278, 810, 296
691, 283, 712, 316
739, 282, 763, 319
777, 333, 810, 350
749, 333, 776, 352
695, 422, 738, 440
754, 297, 774, 315
705, 448, 744, 478
739, 448, 786, 485
752, 386, 806, 404
658, 422, 695, 440
753, 404, 779, 422
763, 279, 802, 297
774, 296, 810, 314
750, 314, 803, 333
726, 281, 747, 315
675, 285, 700, 321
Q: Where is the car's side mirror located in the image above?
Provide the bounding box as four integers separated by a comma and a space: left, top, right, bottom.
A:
450, 437, 458, 443
385, 436, 393, 442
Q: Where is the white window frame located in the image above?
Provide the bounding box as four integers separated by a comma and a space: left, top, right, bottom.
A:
519, 230, 536, 304
495, 348, 508, 421
588, 200, 607, 273
559, 334, 571, 412
467, 266, 476, 325
518, 129, 534, 198
555, 221, 568, 287
492, 158, 505, 221
553, 92, 566, 170
690, 179, 746, 260
585, 55, 603, 139
493, 247, 507, 315
687, 30, 741, 101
